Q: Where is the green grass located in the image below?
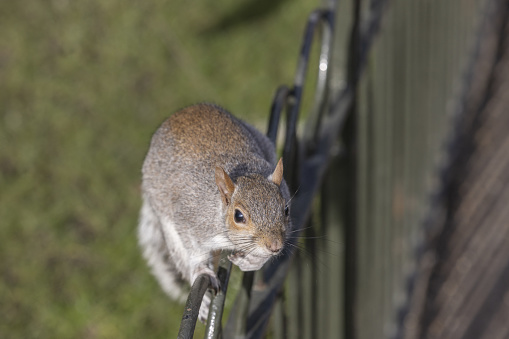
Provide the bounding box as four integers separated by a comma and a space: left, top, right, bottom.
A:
0, 0, 317, 337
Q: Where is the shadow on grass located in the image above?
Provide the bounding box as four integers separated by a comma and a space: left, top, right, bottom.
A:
202, 0, 290, 34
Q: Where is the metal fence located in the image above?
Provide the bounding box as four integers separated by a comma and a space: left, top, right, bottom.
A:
178, 2, 343, 337
353, 1, 488, 338
175, 0, 498, 337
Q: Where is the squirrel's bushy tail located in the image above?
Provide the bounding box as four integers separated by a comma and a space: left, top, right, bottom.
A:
138, 199, 188, 302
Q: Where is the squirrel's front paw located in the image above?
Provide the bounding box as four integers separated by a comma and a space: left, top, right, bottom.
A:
227, 251, 245, 264
192, 267, 220, 295
228, 251, 268, 271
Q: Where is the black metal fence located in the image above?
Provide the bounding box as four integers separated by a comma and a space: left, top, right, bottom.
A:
176, 0, 502, 337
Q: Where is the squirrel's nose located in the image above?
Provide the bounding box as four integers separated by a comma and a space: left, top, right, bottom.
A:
267, 239, 283, 253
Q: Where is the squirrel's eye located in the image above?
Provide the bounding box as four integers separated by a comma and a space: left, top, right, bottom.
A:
234, 209, 246, 224
284, 206, 289, 216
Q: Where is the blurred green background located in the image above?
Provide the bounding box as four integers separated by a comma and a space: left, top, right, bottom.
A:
0, 0, 317, 337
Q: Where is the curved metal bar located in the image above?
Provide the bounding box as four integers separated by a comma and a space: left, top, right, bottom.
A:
204, 261, 233, 339
177, 274, 211, 339
284, 9, 335, 190
267, 85, 291, 145
303, 10, 335, 153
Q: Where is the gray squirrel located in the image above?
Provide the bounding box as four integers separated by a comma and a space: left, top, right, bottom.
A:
138, 103, 291, 322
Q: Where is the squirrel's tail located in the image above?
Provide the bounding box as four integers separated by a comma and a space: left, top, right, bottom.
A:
138, 199, 187, 302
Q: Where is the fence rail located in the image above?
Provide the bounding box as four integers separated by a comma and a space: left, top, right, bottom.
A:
175, 0, 495, 337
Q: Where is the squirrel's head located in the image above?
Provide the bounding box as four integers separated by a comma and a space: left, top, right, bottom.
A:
215, 158, 290, 258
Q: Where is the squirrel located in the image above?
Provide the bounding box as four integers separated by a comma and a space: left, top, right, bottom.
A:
138, 103, 291, 322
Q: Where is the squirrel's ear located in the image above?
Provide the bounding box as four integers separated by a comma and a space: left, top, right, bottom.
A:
215, 166, 235, 206
270, 158, 284, 186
